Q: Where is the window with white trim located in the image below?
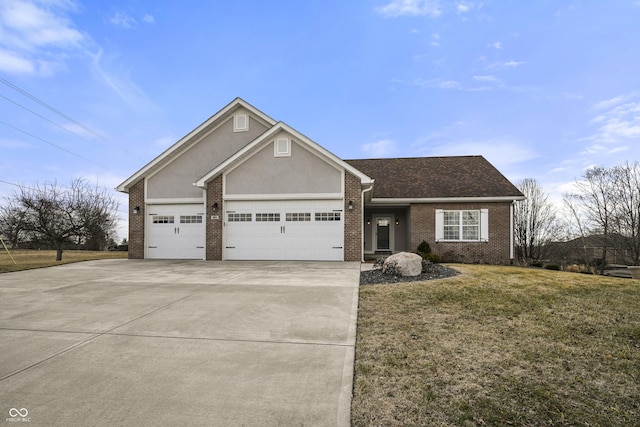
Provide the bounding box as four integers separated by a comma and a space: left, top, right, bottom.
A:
180, 215, 203, 224
152, 215, 174, 224
286, 213, 311, 222
256, 213, 280, 222
315, 212, 341, 221
436, 209, 488, 242
233, 114, 249, 132
228, 213, 252, 222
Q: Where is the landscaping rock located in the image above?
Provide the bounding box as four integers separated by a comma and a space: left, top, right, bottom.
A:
382, 252, 423, 277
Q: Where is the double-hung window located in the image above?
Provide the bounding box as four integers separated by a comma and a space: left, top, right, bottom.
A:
436, 209, 488, 242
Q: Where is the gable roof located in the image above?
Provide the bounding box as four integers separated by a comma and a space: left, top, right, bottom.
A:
116, 97, 276, 193
345, 156, 524, 201
194, 121, 373, 188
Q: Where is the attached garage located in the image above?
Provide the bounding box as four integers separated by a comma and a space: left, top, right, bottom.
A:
146, 204, 206, 259
224, 200, 344, 261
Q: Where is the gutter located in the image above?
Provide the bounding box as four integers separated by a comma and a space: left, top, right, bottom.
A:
360, 182, 375, 263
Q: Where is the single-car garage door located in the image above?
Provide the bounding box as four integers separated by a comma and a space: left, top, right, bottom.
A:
146, 204, 206, 259
225, 200, 344, 261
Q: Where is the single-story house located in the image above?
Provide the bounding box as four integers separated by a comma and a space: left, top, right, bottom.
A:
117, 98, 524, 264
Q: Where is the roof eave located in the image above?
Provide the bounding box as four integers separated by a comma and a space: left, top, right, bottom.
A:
369, 196, 526, 205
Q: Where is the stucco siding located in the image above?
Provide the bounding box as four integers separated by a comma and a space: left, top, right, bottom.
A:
225, 137, 342, 195
147, 112, 268, 199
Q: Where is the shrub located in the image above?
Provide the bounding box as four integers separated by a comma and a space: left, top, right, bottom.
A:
530, 261, 543, 268
416, 241, 432, 259
545, 264, 561, 271
426, 253, 441, 263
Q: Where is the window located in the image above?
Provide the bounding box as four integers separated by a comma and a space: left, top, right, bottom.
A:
274, 138, 290, 157
152, 215, 174, 224
436, 209, 488, 241
286, 213, 311, 222
256, 213, 280, 222
180, 215, 203, 224
234, 114, 248, 132
228, 213, 252, 222
315, 212, 341, 221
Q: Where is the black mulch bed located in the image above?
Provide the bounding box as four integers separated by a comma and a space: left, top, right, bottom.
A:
360, 264, 460, 285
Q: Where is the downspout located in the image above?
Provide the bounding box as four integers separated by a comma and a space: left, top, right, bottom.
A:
510, 200, 515, 264
361, 182, 374, 262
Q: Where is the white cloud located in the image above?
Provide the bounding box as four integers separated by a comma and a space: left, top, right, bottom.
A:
473, 75, 499, 82
90, 49, 158, 113
376, 0, 441, 17
489, 41, 502, 49
489, 60, 526, 69
0, 0, 86, 76
457, 2, 473, 14
109, 11, 136, 29
577, 94, 640, 165
142, 14, 154, 23
361, 139, 398, 157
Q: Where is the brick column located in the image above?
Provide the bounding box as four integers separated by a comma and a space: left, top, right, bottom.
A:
128, 180, 145, 259
344, 171, 362, 261
206, 176, 223, 260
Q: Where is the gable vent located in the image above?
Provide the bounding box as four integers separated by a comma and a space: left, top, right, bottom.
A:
234, 114, 248, 132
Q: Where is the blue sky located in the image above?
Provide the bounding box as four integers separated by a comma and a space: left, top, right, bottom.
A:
1, 0, 640, 239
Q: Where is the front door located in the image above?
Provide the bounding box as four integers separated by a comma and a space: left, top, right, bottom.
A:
375, 217, 391, 251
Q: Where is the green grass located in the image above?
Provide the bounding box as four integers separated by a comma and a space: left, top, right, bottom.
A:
352, 264, 640, 426
0, 249, 128, 273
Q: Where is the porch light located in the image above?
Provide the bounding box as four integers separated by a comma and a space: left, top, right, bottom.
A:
395, 219, 399, 225
367, 218, 371, 225
133, 206, 140, 214
348, 200, 353, 210
212, 202, 218, 212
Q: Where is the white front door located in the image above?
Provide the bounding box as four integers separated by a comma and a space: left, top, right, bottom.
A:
224, 200, 343, 261
147, 204, 206, 259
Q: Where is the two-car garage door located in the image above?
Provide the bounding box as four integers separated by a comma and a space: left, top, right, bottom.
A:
224, 200, 344, 261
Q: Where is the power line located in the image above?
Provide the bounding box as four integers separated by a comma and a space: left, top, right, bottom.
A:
0, 119, 109, 169
0, 76, 104, 141
0, 76, 145, 162
0, 93, 81, 137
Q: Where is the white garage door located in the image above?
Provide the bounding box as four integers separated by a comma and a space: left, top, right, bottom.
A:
146, 204, 206, 259
225, 200, 344, 261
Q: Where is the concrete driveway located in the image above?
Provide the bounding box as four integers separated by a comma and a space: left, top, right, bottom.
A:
0, 259, 361, 426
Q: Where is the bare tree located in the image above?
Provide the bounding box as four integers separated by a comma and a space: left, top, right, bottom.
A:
611, 162, 640, 264
564, 167, 616, 274
11, 178, 119, 260
513, 178, 559, 263
0, 200, 28, 249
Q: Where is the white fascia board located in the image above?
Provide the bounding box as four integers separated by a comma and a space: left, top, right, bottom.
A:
194, 121, 374, 188
370, 196, 526, 205
116, 98, 277, 193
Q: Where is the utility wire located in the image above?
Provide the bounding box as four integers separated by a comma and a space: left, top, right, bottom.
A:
0, 76, 105, 141
0, 93, 81, 137
0, 119, 109, 169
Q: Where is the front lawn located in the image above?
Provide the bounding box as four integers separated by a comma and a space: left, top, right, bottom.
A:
0, 249, 128, 273
352, 264, 640, 426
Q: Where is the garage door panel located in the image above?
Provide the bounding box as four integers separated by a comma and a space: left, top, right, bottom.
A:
147, 204, 205, 259
225, 200, 343, 261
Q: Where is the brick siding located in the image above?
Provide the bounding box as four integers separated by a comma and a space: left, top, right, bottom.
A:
128, 180, 145, 259
206, 176, 223, 260
410, 202, 513, 264
344, 171, 362, 261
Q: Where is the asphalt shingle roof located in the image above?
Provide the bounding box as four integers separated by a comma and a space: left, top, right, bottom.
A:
345, 155, 523, 199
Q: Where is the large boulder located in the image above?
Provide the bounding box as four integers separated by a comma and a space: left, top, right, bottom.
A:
382, 252, 423, 277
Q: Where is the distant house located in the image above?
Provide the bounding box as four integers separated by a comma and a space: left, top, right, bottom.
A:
548, 234, 634, 266
117, 98, 524, 263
